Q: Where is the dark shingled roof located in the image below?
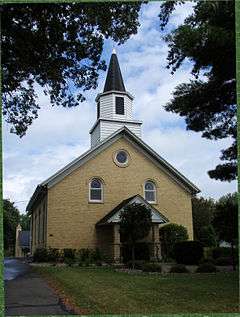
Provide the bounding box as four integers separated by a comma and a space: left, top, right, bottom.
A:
103, 52, 126, 92
96, 195, 136, 226
96, 194, 169, 226
19, 231, 30, 248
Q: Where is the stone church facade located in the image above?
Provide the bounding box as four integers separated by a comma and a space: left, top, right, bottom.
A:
27, 50, 200, 262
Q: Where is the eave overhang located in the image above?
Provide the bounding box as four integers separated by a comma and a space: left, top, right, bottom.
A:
95, 90, 134, 102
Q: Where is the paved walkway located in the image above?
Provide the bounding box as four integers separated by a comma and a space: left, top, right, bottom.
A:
4, 258, 70, 316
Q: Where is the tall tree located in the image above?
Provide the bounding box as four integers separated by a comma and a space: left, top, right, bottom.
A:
159, 1, 236, 181
3, 199, 20, 254
213, 192, 238, 269
120, 203, 152, 268
20, 213, 30, 231
1, 3, 141, 136
192, 196, 216, 242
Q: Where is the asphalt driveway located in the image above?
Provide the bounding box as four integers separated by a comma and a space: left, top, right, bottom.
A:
4, 258, 70, 316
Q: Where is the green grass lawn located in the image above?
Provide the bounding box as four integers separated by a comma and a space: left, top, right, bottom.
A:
36, 267, 238, 314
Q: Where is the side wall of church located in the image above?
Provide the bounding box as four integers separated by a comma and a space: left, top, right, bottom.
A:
31, 195, 48, 253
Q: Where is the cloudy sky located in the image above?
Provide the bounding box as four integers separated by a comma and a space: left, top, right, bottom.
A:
3, 2, 236, 213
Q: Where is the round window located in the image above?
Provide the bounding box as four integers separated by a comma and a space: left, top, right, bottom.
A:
114, 150, 129, 167
116, 151, 128, 164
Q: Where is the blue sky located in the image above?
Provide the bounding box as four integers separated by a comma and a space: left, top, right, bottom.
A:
3, 2, 236, 213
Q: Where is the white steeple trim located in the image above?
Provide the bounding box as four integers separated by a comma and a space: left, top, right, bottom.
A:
112, 48, 117, 54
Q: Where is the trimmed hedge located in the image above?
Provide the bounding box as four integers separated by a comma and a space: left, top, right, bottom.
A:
142, 263, 162, 273
196, 263, 218, 273
215, 257, 233, 266
169, 264, 189, 273
33, 248, 48, 262
173, 241, 204, 265
212, 247, 237, 259
48, 248, 60, 262
63, 248, 76, 260
127, 260, 145, 270
33, 247, 104, 264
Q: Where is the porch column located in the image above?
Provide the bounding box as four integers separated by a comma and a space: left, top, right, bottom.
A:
151, 224, 162, 261
113, 224, 121, 263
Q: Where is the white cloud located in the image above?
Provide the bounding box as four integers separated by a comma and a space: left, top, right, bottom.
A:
3, 2, 236, 213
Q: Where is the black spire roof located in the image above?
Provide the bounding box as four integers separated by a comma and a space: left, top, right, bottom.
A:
103, 50, 126, 92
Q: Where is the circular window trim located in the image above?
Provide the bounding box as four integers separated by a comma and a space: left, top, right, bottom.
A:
113, 149, 130, 168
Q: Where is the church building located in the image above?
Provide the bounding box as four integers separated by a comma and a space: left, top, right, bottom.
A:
26, 50, 200, 262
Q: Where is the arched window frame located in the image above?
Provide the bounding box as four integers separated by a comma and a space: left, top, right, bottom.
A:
144, 180, 157, 203
89, 178, 104, 203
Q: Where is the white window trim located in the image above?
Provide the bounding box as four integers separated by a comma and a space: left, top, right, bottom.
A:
89, 179, 104, 203
144, 180, 157, 204
113, 149, 130, 168
115, 96, 125, 115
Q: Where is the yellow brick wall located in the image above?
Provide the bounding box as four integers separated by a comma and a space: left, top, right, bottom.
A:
46, 137, 194, 251
31, 196, 47, 253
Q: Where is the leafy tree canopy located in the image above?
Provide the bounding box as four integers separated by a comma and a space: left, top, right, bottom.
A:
212, 192, 238, 245
20, 213, 30, 231
159, 1, 236, 181
120, 203, 152, 266
3, 199, 20, 252
192, 196, 215, 241
1, 3, 141, 136
120, 203, 152, 244
198, 225, 216, 247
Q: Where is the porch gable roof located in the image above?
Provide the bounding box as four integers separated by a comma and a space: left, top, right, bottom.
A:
96, 194, 169, 226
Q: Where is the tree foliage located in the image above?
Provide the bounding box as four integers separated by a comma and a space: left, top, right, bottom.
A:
20, 213, 30, 230
1, 3, 141, 136
159, 1, 236, 181
213, 192, 238, 245
192, 196, 215, 241
3, 199, 20, 252
198, 225, 216, 247
159, 223, 188, 259
120, 203, 152, 267
213, 192, 238, 270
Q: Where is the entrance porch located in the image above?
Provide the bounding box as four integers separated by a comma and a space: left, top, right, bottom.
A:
95, 194, 168, 263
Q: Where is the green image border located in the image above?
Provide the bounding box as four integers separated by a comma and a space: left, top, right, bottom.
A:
0, 0, 239, 316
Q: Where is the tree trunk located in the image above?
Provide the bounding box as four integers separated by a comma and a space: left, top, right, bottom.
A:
131, 244, 135, 269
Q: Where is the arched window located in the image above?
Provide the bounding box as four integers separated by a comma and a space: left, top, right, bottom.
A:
144, 181, 156, 203
89, 178, 103, 202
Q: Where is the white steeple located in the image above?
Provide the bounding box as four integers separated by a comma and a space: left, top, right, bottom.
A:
89, 51, 142, 147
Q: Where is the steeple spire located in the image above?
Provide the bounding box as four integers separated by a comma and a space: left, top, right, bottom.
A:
103, 50, 126, 92
89, 50, 142, 147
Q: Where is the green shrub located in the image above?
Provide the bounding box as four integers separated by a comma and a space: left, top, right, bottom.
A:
212, 247, 236, 259
91, 248, 103, 262
33, 248, 48, 262
142, 263, 162, 273
77, 248, 91, 262
199, 257, 215, 265
215, 257, 232, 266
160, 223, 188, 259
169, 264, 189, 273
127, 260, 145, 270
196, 263, 218, 273
63, 248, 76, 260
65, 257, 75, 266
47, 248, 60, 262
96, 261, 102, 266
173, 241, 204, 265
